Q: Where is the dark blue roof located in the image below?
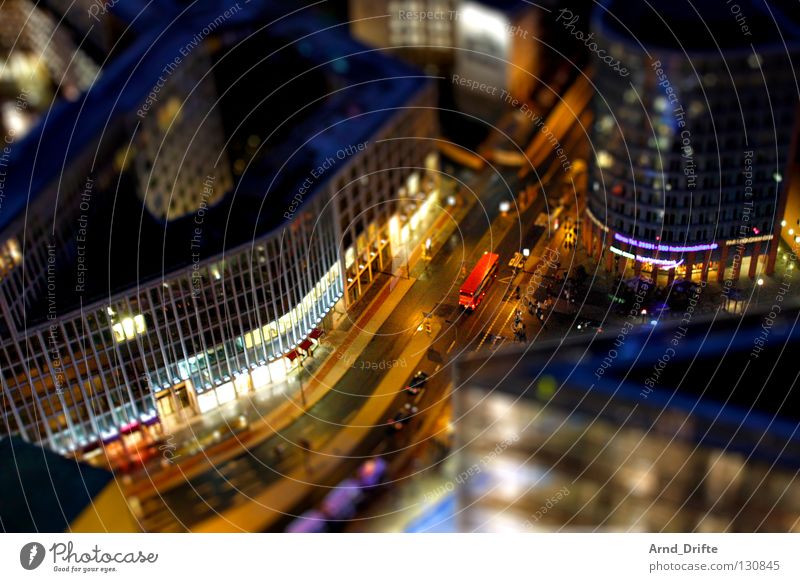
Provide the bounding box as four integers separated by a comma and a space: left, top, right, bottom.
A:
457, 304, 800, 469
13, 0, 430, 319
0, 437, 112, 532
595, 0, 800, 52
1, 22, 194, 233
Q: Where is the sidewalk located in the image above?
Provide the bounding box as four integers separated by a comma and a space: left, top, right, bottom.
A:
191, 319, 443, 532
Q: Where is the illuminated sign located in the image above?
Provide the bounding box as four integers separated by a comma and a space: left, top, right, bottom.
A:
725, 234, 773, 246
614, 233, 717, 253
609, 246, 684, 269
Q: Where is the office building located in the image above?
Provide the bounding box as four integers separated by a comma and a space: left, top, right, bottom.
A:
585, 0, 800, 284
0, 1, 439, 456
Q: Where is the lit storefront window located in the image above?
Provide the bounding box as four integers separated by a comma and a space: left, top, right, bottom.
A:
112, 314, 146, 343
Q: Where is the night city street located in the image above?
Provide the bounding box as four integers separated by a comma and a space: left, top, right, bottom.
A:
1, 0, 799, 580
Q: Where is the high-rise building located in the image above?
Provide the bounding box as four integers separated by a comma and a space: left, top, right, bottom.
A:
0, 0, 100, 141
0, 1, 439, 456
584, 0, 800, 285
349, 0, 544, 112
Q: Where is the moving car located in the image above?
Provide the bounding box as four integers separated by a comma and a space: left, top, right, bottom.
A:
405, 371, 429, 395
386, 404, 419, 432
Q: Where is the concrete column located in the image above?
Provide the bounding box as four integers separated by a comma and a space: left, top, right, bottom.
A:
749, 241, 762, 279
731, 245, 743, 281
701, 249, 712, 283
717, 244, 729, 283
766, 236, 778, 275
685, 252, 695, 281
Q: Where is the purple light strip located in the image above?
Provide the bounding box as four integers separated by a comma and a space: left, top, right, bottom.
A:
614, 233, 718, 253
609, 246, 684, 269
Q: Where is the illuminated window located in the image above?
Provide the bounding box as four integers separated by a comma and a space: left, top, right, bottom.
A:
112, 314, 146, 343
157, 97, 182, 131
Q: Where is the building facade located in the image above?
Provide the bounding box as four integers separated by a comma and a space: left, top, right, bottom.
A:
585, 1, 800, 285
0, 1, 439, 456
0, 0, 100, 140
453, 308, 800, 532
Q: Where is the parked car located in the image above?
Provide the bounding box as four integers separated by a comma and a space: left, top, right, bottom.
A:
357, 457, 388, 488
405, 371, 429, 395
321, 479, 363, 521
386, 404, 419, 432
285, 509, 328, 533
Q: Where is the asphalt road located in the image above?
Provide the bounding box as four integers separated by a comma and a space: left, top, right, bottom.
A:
134, 133, 580, 532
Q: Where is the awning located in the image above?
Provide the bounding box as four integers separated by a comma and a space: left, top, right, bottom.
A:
298, 339, 314, 352
309, 328, 324, 340
120, 420, 141, 435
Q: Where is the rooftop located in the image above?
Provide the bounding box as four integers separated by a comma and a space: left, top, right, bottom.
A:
456, 303, 800, 468
13, 1, 430, 322
594, 0, 800, 53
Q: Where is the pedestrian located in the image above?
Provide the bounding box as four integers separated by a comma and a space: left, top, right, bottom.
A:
272, 443, 286, 462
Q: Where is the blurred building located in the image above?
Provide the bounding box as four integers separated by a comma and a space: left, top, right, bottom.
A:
453, 306, 800, 532
453, 1, 542, 111
349, 0, 459, 73
0, 1, 438, 456
0, 0, 100, 141
349, 0, 545, 112
585, 0, 800, 285
0, 436, 137, 532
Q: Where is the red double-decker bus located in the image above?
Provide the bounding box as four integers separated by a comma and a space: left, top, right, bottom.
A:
459, 252, 499, 310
